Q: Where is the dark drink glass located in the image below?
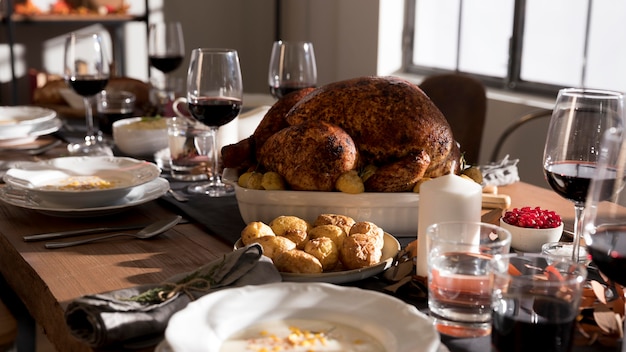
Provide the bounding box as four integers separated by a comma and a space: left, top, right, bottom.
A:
178, 48, 243, 197
63, 32, 111, 156
268, 41, 317, 99
543, 88, 624, 262
490, 253, 587, 352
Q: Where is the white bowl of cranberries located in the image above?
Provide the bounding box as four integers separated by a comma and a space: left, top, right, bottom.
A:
499, 206, 564, 252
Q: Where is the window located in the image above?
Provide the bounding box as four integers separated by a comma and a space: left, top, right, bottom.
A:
404, 0, 626, 96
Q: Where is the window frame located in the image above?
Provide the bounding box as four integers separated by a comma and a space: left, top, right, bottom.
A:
402, 0, 587, 98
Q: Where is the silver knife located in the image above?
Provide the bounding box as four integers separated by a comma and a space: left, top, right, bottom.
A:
23, 219, 188, 242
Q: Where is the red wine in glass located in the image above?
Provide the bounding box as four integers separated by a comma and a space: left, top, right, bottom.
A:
269, 82, 315, 99
587, 226, 626, 287
149, 55, 184, 74
68, 76, 108, 97
545, 161, 618, 204
491, 295, 577, 352
188, 98, 242, 127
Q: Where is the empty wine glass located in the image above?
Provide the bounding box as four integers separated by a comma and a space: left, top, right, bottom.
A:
268, 40, 317, 99
182, 48, 243, 196
543, 88, 624, 262
63, 32, 111, 156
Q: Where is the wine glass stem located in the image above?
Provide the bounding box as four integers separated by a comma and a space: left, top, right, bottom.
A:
209, 126, 223, 185
572, 203, 585, 263
83, 96, 96, 144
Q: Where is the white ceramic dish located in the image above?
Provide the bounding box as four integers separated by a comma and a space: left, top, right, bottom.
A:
165, 282, 441, 352
0, 114, 62, 143
113, 117, 169, 157
234, 232, 400, 284
225, 170, 420, 235
3, 156, 161, 208
500, 218, 564, 252
0, 106, 57, 132
0, 177, 169, 217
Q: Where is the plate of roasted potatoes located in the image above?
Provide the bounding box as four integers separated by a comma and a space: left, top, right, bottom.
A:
234, 213, 401, 284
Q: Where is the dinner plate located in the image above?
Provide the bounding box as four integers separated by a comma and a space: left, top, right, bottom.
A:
0, 177, 169, 217
3, 156, 161, 207
234, 232, 400, 284
165, 282, 442, 352
0, 106, 58, 139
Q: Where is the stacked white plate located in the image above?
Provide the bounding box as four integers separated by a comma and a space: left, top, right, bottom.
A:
0, 106, 62, 146
0, 156, 169, 217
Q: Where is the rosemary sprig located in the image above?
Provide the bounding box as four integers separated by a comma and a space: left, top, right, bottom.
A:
124, 257, 227, 304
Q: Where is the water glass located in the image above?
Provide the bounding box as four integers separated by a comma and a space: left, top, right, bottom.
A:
166, 117, 212, 181
427, 221, 511, 337
490, 253, 587, 352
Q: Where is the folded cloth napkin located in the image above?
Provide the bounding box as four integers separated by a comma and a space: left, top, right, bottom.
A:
65, 244, 281, 348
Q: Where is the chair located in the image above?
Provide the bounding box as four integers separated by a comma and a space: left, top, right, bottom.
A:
489, 108, 553, 163
419, 73, 487, 165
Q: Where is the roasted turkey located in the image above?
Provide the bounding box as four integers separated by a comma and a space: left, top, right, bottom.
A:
222, 76, 461, 192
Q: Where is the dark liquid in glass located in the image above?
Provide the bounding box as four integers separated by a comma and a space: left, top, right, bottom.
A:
97, 110, 133, 135
149, 55, 184, 74
68, 76, 108, 97
587, 227, 626, 287
492, 295, 577, 352
545, 161, 618, 204
269, 83, 315, 99
188, 98, 242, 127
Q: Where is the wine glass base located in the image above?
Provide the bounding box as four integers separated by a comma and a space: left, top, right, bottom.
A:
67, 141, 113, 156
186, 182, 234, 197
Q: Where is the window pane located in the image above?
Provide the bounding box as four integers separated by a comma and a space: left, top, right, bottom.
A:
413, 0, 460, 70
586, 0, 626, 93
521, 0, 588, 87
458, 0, 514, 77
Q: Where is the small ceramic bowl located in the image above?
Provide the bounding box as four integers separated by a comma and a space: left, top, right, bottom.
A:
113, 117, 169, 157
541, 242, 589, 264
500, 218, 564, 252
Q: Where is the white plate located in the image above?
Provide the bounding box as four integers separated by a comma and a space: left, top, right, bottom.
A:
3, 156, 161, 207
0, 106, 57, 139
165, 282, 441, 352
235, 232, 400, 284
0, 177, 169, 217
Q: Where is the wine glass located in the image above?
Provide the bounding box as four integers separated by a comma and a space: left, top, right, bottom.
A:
148, 22, 185, 76
183, 48, 242, 196
148, 22, 185, 115
543, 88, 624, 263
583, 126, 626, 350
268, 40, 317, 99
63, 32, 111, 156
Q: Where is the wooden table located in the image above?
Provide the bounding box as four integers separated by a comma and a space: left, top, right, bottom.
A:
0, 178, 579, 351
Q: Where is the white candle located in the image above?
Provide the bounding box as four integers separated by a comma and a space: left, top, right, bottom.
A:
416, 174, 482, 277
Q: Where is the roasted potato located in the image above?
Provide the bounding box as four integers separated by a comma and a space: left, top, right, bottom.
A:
308, 224, 346, 248
241, 221, 275, 245
250, 235, 296, 261
274, 249, 323, 274
304, 237, 339, 271
335, 170, 364, 194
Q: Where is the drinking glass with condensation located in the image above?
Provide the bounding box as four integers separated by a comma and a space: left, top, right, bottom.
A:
427, 221, 511, 338
490, 253, 587, 352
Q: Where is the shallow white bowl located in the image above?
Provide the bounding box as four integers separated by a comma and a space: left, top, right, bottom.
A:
165, 282, 441, 352
3, 156, 161, 208
113, 117, 169, 157
500, 218, 564, 252
0, 106, 57, 139
231, 182, 419, 235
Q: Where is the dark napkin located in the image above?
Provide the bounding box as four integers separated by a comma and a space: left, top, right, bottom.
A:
158, 181, 245, 246
64, 244, 281, 349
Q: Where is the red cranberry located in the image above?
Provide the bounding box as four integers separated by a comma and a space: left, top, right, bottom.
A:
502, 206, 562, 229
